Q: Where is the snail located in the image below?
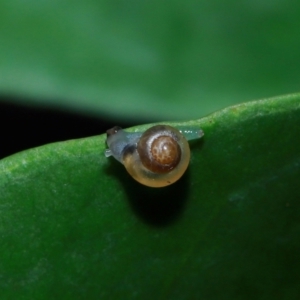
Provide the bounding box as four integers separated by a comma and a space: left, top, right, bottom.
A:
105, 125, 204, 188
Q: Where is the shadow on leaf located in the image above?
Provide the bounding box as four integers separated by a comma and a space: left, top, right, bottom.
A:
104, 160, 190, 227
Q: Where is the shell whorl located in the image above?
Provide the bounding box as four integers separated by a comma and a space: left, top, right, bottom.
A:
137, 125, 182, 174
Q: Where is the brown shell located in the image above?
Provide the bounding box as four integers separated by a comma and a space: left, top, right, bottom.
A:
137, 125, 182, 174
122, 125, 190, 188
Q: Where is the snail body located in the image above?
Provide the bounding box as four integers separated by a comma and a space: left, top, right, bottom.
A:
105, 124, 203, 188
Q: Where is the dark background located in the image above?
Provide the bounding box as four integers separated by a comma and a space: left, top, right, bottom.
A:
0, 95, 141, 160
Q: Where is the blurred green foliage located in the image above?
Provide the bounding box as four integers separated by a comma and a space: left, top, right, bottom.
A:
0, 0, 299, 120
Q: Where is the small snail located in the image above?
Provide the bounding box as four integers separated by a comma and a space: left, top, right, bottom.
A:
105, 125, 203, 188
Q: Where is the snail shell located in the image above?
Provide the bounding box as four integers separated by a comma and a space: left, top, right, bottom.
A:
106, 125, 191, 188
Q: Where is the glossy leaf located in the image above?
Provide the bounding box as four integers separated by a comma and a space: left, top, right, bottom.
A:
0, 94, 300, 299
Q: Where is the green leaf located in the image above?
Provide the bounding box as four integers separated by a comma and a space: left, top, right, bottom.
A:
1, 1, 300, 120
0, 94, 300, 299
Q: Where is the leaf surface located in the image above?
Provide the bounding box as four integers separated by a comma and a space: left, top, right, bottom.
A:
0, 94, 300, 299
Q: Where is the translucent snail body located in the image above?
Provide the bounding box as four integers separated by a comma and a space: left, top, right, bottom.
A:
105, 124, 203, 188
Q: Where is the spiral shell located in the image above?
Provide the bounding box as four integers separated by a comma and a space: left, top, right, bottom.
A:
122, 125, 190, 187
105, 124, 203, 188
